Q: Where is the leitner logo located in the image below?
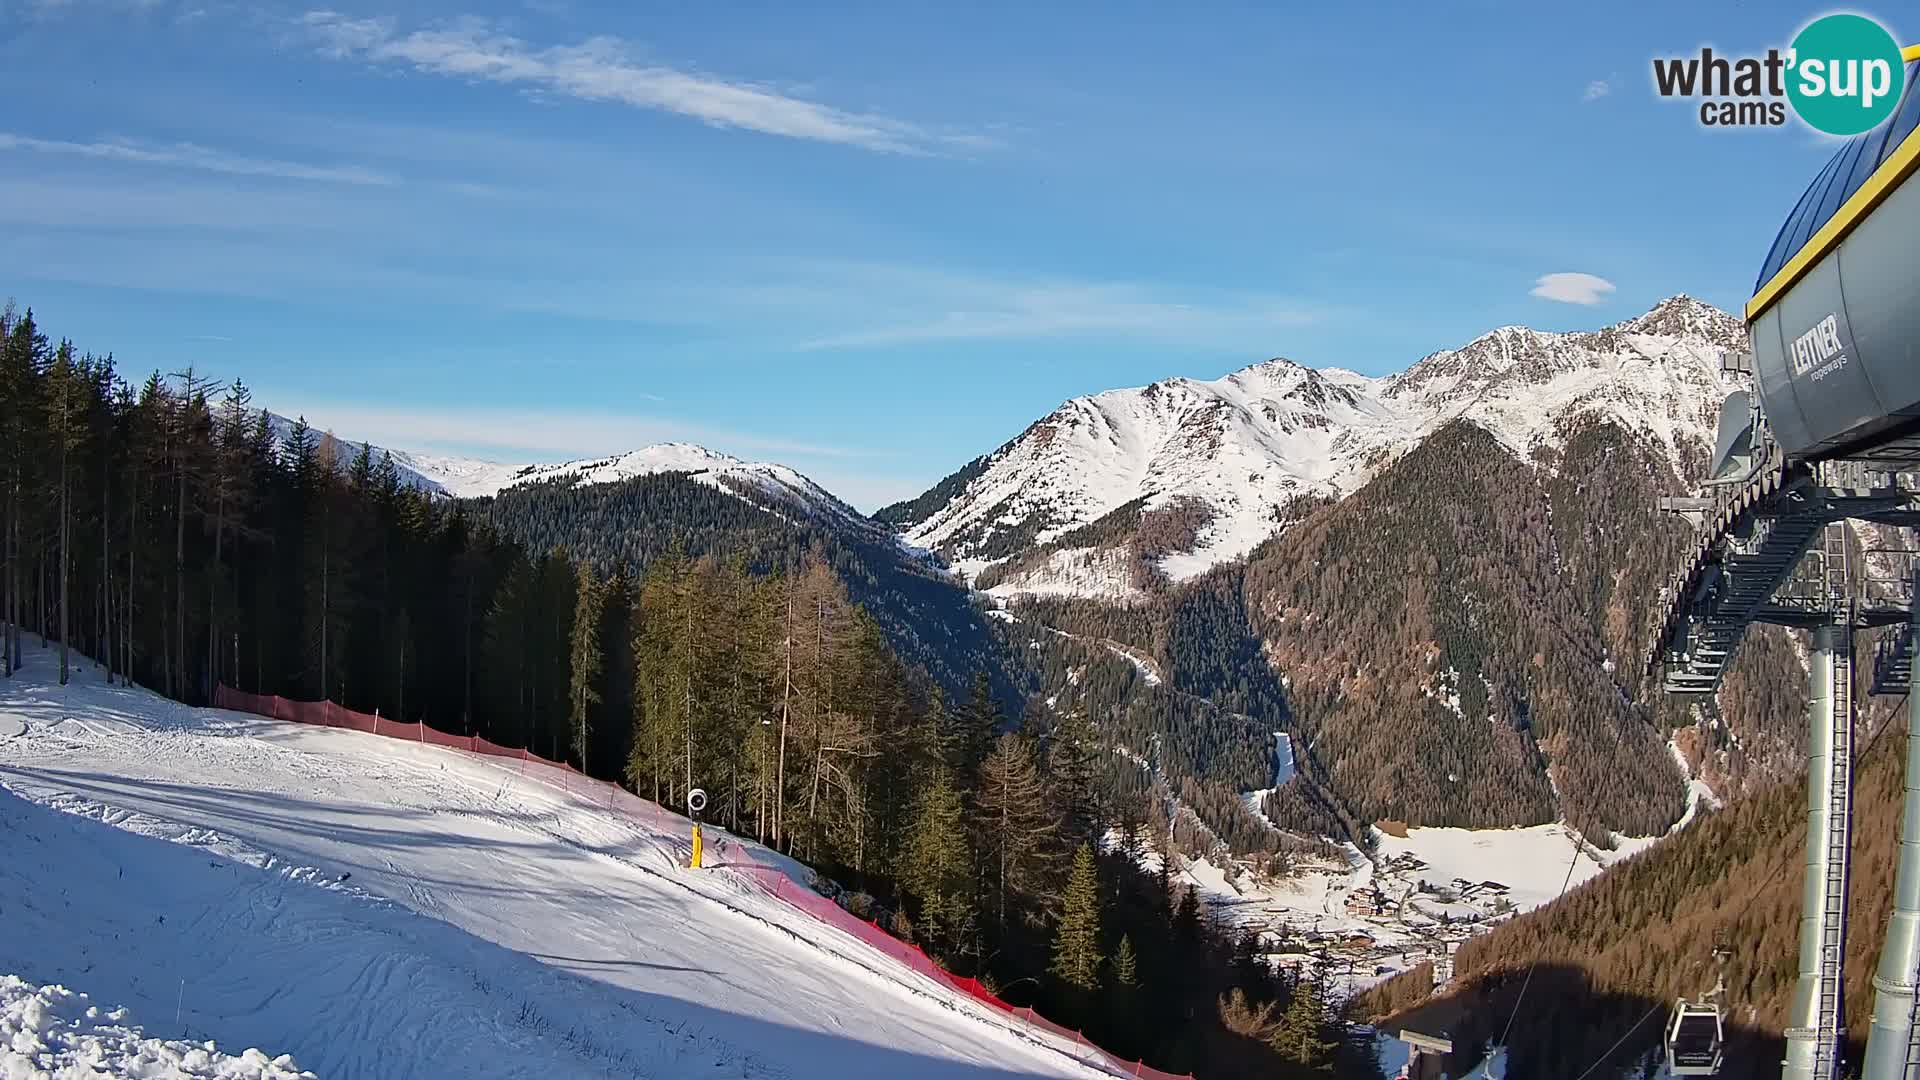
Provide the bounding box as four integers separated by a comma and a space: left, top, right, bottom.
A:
1653, 13, 1906, 134
1791, 313, 1849, 381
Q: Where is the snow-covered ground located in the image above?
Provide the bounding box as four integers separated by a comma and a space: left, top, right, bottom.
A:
0, 651, 1108, 1080
1372, 823, 1613, 913
1, 974, 314, 1079
1146, 809, 1694, 1006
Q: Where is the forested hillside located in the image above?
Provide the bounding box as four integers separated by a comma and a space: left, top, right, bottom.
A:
479, 472, 1029, 708
985, 404, 1815, 860
0, 303, 1384, 1080
1239, 414, 1811, 837
1355, 687, 1912, 1077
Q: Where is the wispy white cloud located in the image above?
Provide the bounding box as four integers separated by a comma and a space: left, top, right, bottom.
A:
0, 132, 394, 185
1582, 79, 1611, 103
298, 11, 991, 156
794, 274, 1326, 350
1529, 271, 1616, 305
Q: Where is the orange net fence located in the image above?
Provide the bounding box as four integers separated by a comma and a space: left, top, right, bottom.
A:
211, 685, 1191, 1080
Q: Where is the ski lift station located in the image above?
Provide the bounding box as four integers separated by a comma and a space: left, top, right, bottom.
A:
1650, 43, 1920, 1080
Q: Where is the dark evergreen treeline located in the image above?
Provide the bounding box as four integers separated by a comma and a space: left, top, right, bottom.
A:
481, 472, 1031, 712
0, 304, 1374, 1080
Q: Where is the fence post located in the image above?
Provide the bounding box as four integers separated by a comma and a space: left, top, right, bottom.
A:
372, 708, 380, 737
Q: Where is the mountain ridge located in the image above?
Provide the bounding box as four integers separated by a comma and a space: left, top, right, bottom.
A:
260, 412, 864, 532
883, 295, 1745, 599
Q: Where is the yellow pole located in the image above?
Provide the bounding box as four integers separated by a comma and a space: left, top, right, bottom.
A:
691, 823, 703, 869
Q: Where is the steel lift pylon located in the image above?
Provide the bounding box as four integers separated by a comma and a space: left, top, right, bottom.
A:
1656, 393, 1920, 1079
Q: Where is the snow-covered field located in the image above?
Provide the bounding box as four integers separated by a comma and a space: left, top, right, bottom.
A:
1372, 823, 1611, 913
0, 650, 1108, 1080
1152, 809, 1695, 1007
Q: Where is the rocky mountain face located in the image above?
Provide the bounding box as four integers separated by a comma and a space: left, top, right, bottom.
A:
881, 296, 1746, 602
885, 296, 1818, 846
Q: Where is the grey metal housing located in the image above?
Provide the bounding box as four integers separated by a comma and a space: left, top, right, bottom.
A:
1751, 151, 1920, 460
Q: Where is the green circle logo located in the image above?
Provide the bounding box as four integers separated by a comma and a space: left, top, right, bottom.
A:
1787, 14, 1906, 135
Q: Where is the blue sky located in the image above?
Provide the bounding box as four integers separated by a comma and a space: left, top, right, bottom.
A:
1, 0, 1893, 508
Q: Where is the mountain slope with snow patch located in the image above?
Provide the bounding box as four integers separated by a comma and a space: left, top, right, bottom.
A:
885, 296, 1743, 597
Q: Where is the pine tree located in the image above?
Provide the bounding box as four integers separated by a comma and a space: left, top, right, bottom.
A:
903, 767, 976, 964
1052, 842, 1103, 990
43, 341, 85, 685
1270, 978, 1337, 1071
1044, 708, 1102, 848
1113, 933, 1139, 987
949, 670, 999, 787
974, 732, 1060, 933
568, 561, 605, 771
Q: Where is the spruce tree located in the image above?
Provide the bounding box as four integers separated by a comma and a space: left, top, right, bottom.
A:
1044, 708, 1102, 848
1113, 933, 1139, 987
1270, 978, 1337, 1071
568, 561, 604, 771
948, 669, 998, 787
43, 341, 83, 685
1051, 842, 1103, 990
903, 767, 976, 964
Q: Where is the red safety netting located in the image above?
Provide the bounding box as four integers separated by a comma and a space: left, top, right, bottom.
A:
471, 735, 526, 761
209, 684, 1190, 1080
727, 845, 1191, 1079
422, 726, 471, 751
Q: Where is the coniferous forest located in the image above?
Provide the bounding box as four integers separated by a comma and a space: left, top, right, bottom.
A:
0, 304, 1381, 1079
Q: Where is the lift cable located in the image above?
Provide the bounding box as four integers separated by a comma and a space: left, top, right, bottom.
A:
1567, 688, 1912, 1079
1570, 998, 1667, 1080
1493, 841, 1585, 1052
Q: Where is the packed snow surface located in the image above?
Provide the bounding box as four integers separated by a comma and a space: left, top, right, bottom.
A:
0, 974, 313, 1079
0, 653, 1106, 1080
1370, 822, 1634, 912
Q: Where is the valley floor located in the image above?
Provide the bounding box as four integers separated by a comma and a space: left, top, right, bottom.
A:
0, 649, 1109, 1080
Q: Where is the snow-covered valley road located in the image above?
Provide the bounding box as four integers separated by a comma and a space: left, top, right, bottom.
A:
0, 652, 1107, 1079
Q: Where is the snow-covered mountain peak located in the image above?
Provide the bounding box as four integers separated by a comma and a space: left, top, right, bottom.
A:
403, 441, 862, 526
1613, 293, 1747, 350
891, 295, 1742, 599
260, 412, 859, 528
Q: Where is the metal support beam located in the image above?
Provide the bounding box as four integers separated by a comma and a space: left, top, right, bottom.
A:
1786, 620, 1856, 1080
1861, 601, 1920, 1080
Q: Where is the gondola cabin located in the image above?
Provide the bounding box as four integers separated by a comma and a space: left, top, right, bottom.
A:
1666, 1000, 1725, 1077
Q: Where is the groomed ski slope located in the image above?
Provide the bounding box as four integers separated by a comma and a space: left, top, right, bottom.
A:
0, 651, 1111, 1080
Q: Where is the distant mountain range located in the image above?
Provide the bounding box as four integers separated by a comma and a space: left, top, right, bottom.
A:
277, 295, 1798, 846
877, 295, 1745, 600
269, 418, 867, 534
